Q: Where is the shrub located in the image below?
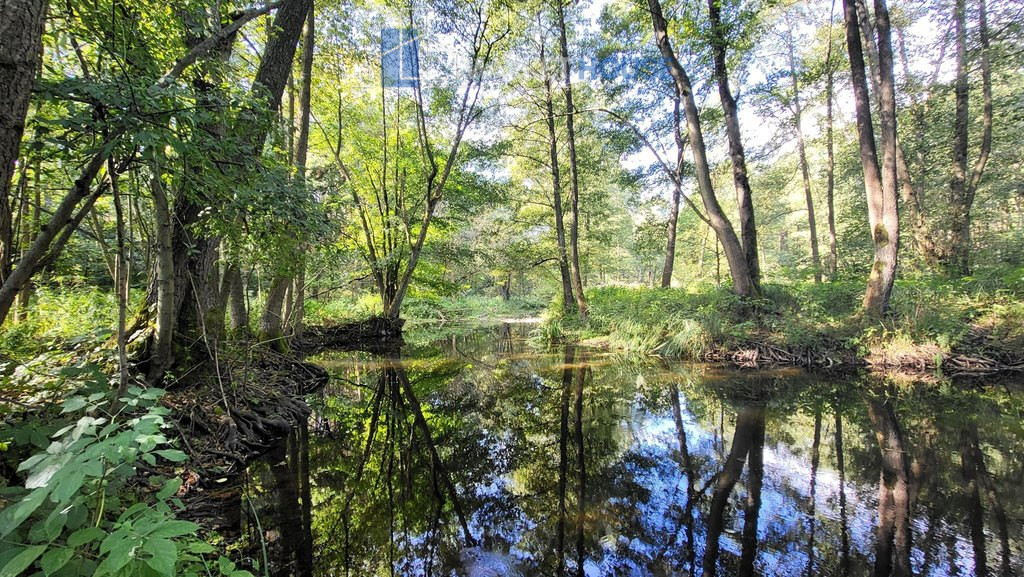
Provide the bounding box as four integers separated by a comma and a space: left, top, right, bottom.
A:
0, 377, 253, 577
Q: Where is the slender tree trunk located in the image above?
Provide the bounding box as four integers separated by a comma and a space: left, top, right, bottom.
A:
555, 0, 588, 318
843, 0, 899, 316
806, 411, 822, 574
787, 37, 821, 283
146, 164, 175, 382
706, 0, 760, 288
661, 90, 684, 288
858, 0, 937, 268
110, 162, 130, 401
647, 0, 757, 298
949, 0, 970, 275
945, 0, 992, 275
0, 145, 109, 325
825, 23, 839, 280
540, 38, 575, 315
0, 0, 47, 288
14, 165, 38, 319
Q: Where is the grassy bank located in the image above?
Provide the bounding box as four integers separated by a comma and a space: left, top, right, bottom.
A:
542, 275, 1024, 373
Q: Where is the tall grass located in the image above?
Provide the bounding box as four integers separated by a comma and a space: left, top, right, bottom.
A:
542, 272, 1024, 360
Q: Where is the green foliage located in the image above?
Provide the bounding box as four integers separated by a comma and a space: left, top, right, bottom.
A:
0, 287, 145, 360
544, 276, 1024, 360
0, 383, 252, 577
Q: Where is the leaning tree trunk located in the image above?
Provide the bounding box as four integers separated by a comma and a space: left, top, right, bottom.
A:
706, 0, 760, 289
647, 0, 757, 298
0, 0, 47, 288
843, 0, 899, 316
555, 0, 589, 318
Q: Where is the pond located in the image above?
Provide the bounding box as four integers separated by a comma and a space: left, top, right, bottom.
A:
237, 323, 1023, 576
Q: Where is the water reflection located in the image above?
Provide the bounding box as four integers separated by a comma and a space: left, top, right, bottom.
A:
242, 324, 1023, 576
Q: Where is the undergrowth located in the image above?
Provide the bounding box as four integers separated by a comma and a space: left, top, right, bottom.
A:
542, 273, 1024, 362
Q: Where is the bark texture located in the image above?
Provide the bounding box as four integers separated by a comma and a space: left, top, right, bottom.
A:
0, 0, 47, 286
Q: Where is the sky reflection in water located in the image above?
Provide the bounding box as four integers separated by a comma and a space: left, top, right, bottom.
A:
241, 323, 1023, 577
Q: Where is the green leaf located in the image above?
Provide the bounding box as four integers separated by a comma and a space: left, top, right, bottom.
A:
142, 538, 176, 576
186, 542, 215, 554
156, 478, 182, 500
153, 449, 186, 463
95, 533, 137, 575
217, 556, 235, 574
0, 545, 47, 577
52, 468, 86, 503
67, 527, 105, 547
144, 520, 198, 539
0, 488, 51, 540
40, 547, 74, 576
60, 397, 87, 414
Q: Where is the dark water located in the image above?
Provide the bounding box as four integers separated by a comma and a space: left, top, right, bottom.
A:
240, 323, 1023, 576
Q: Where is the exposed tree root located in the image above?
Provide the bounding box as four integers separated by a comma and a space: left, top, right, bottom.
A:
704, 340, 858, 370
295, 315, 404, 353
163, 350, 328, 488
705, 337, 1023, 377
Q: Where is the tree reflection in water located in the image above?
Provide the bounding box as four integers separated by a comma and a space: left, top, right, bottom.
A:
239, 324, 1024, 577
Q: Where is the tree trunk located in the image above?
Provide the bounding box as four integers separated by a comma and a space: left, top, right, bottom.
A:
949, 0, 970, 275
0, 146, 109, 325
843, 0, 899, 316
661, 90, 684, 288
647, 0, 758, 298
146, 164, 175, 383
225, 264, 249, 338
540, 38, 575, 315
260, 0, 314, 342
788, 37, 821, 283
14, 165, 38, 318
555, 0, 589, 318
867, 398, 912, 577
706, 0, 760, 288
945, 0, 992, 276
260, 274, 290, 351
825, 21, 839, 280
0, 0, 47, 288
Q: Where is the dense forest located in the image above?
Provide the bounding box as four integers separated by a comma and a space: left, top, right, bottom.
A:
1, 0, 1023, 574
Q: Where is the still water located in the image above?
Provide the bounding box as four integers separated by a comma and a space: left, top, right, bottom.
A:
240, 323, 1023, 576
